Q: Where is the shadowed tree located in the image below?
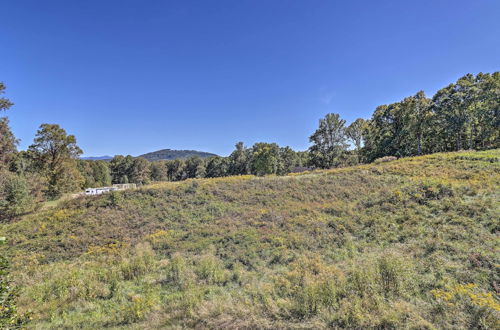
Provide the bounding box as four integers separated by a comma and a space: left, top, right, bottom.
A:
185, 156, 205, 179
166, 159, 186, 181
205, 156, 229, 178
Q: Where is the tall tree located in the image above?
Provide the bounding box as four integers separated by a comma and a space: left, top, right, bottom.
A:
346, 118, 366, 163
185, 156, 205, 179
166, 159, 186, 181
0, 118, 18, 167
433, 74, 477, 151
474, 72, 500, 149
0, 83, 17, 168
129, 157, 151, 184
309, 113, 348, 168
229, 142, 250, 175
109, 155, 133, 184
410, 91, 432, 155
0, 82, 14, 113
28, 124, 83, 199
277, 146, 300, 175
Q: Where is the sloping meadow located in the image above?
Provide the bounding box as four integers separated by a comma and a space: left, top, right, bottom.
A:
2, 150, 499, 328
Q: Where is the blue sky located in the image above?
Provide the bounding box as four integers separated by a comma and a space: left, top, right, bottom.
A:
1, 0, 499, 156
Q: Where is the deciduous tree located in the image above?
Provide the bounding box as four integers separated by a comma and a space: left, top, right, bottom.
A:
28, 124, 83, 199
309, 113, 348, 168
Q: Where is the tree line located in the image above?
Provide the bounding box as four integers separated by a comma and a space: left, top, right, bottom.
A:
0, 72, 498, 218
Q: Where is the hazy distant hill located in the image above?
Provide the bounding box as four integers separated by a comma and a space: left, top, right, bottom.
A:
138, 149, 217, 161
80, 156, 113, 161
81, 149, 218, 161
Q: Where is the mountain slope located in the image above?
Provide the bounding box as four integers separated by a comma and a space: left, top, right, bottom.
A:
138, 148, 217, 161
2, 149, 499, 328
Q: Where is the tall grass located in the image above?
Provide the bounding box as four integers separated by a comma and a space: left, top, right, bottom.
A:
1, 149, 499, 328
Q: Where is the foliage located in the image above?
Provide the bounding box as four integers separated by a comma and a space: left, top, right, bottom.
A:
363, 72, 499, 162
309, 113, 348, 168
0, 237, 23, 328
0, 118, 18, 168
28, 124, 84, 199
0, 170, 35, 219
0, 83, 14, 113
250, 142, 280, 176
77, 160, 112, 188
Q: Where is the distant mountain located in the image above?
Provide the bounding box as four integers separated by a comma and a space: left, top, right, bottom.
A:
138, 149, 218, 161
81, 156, 113, 161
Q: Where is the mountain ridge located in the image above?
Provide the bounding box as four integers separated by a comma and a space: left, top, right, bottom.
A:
138, 148, 217, 161
81, 149, 218, 161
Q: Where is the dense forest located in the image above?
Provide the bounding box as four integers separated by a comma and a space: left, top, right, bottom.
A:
0, 72, 499, 219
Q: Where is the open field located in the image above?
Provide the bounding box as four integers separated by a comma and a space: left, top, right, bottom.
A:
2, 149, 499, 328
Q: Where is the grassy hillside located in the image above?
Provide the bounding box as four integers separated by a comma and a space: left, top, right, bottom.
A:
1, 150, 499, 328
138, 149, 217, 161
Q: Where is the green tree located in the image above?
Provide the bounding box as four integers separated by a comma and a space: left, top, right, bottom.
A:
0, 118, 18, 168
229, 142, 250, 175
205, 156, 229, 178
78, 160, 112, 188
129, 157, 151, 184
433, 74, 478, 151
185, 156, 205, 179
473, 72, 500, 149
277, 146, 299, 175
150, 160, 168, 181
346, 118, 366, 163
110, 155, 133, 184
0, 170, 35, 219
0, 82, 13, 113
250, 142, 280, 176
309, 113, 348, 168
166, 159, 186, 181
28, 124, 83, 199
0, 83, 17, 168
409, 91, 432, 155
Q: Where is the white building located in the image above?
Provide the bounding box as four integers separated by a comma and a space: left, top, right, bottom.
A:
84, 183, 136, 196
84, 187, 117, 195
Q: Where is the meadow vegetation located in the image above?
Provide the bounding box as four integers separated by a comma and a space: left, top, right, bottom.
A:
1, 149, 498, 328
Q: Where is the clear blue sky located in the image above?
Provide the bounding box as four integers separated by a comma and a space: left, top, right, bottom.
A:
1, 0, 499, 156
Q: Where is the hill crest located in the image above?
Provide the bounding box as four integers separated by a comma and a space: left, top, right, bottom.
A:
138, 148, 217, 161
